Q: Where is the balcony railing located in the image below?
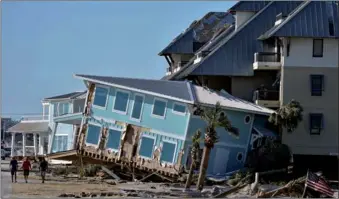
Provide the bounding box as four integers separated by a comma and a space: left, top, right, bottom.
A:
21, 115, 49, 122
254, 52, 281, 63
253, 90, 279, 101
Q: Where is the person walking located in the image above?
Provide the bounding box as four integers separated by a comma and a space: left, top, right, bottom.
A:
39, 157, 48, 183
9, 157, 18, 183
21, 157, 31, 183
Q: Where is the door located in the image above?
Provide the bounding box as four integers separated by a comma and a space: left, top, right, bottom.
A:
213, 148, 229, 175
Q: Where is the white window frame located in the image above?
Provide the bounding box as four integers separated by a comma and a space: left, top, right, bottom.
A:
130, 93, 145, 122
160, 139, 177, 164
106, 127, 123, 152
236, 152, 244, 163
244, 115, 251, 124
85, 122, 102, 147
92, 85, 110, 110
151, 97, 168, 119
138, 134, 156, 160
172, 102, 187, 116
112, 89, 130, 115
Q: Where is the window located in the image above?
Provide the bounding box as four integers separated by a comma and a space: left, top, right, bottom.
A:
160, 141, 176, 163
152, 99, 167, 118
310, 75, 324, 96
309, 113, 323, 135
106, 129, 122, 150
53, 135, 68, 152
58, 102, 70, 116
237, 152, 243, 162
86, 124, 101, 145
93, 86, 109, 108
312, 39, 323, 57
131, 95, 144, 120
139, 136, 155, 158
43, 105, 50, 116
244, 115, 251, 124
113, 90, 129, 113
172, 103, 186, 115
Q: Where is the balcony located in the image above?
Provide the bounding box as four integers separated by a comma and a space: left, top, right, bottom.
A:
53, 99, 85, 125
253, 52, 281, 70
253, 90, 280, 108
21, 115, 49, 122
165, 61, 189, 75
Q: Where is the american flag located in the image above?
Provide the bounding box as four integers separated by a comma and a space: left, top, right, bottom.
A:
305, 171, 334, 197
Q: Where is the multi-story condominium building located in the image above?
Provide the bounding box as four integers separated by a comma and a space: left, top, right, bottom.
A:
159, 1, 339, 175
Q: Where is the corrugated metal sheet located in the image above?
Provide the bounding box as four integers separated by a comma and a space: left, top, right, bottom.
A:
229, 1, 272, 12
75, 74, 193, 102
272, 1, 339, 38
158, 12, 234, 55
176, 1, 302, 78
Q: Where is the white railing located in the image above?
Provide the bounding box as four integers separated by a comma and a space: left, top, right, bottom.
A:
21, 115, 49, 122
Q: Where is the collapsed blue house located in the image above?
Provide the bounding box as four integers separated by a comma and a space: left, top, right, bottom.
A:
47, 74, 277, 178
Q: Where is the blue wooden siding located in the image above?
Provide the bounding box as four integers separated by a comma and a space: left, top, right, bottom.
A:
91, 85, 190, 137
182, 110, 254, 174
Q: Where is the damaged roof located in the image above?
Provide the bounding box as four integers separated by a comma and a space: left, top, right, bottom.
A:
158, 12, 235, 55
166, 1, 303, 79
74, 74, 274, 115
43, 91, 87, 102
7, 121, 50, 133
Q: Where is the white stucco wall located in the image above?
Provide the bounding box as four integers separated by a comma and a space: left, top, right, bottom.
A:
283, 38, 339, 68
235, 11, 255, 30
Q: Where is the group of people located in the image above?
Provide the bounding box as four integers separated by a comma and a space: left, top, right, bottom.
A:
9, 156, 48, 183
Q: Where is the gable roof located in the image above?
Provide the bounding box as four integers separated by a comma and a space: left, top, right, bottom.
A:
259, 1, 339, 40
43, 91, 87, 102
74, 74, 194, 103
74, 74, 274, 115
158, 12, 235, 56
168, 1, 302, 79
229, 1, 272, 12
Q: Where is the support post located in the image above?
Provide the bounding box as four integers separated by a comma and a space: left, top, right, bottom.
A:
39, 135, 43, 155
11, 133, 15, 157
22, 133, 26, 157
33, 133, 37, 156
48, 122, 58, 154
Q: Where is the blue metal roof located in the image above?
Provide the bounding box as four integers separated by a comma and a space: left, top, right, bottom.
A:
263, 1, 339, 39
75, 74, 194, 102
229, 1, 272, 12
158, 12, 234, 55
173, 1, 303, 78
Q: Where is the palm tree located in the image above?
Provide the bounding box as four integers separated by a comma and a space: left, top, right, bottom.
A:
268, 99, 303, 133
196, 101, 239, 191
185, 130, 202, 189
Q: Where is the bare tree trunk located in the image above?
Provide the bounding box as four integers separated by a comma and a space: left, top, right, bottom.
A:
185, 161, 195, 189
196, 147, 211, 191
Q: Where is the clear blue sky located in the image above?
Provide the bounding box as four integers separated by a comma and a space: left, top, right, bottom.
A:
2, 1, 236, 117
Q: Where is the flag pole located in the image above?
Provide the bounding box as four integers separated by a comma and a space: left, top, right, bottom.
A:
302, 169, 309, 198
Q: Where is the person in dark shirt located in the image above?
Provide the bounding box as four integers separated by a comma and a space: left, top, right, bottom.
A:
9, 157, 18, 183
39, 157, 48, 183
